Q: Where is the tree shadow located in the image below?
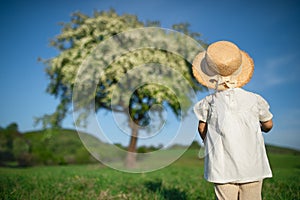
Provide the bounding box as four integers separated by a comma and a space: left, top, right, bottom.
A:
144, 179, 188, 200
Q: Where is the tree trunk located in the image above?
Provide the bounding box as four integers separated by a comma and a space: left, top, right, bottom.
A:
125, 120, 139, 168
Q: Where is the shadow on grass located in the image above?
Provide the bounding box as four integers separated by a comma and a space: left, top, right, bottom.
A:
144, 179, 187, 200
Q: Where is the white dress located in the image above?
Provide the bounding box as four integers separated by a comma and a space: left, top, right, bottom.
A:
194, 88, 273, 183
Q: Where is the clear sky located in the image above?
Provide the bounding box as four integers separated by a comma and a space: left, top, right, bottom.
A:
0, 0, 299, 150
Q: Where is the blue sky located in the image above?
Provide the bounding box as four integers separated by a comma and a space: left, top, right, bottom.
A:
0, 0, 299, 150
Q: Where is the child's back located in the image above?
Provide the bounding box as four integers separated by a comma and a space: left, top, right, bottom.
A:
194, 88, 272, 183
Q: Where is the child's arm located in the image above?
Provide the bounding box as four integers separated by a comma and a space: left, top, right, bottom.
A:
260, 119, 273, 133
198, 121, 207, 141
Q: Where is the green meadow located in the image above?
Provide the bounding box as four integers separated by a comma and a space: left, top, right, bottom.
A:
1, 128, 299, 199
1, 146, 299, 199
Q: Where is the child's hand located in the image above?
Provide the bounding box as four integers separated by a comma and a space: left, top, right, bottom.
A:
198, 121, 207, 141
260, 120, 273, 133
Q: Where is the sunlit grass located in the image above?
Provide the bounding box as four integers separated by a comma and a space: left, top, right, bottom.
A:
0, 149, 299, 199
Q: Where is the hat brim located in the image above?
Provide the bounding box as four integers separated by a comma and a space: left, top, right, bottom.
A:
192, 50, 254, 90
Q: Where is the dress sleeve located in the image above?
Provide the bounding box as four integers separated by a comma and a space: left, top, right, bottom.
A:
193, 98, 210, 122
256, 95, 273, 122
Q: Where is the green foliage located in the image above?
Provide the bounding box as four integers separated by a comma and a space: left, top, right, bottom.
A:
137, 145, 163, 153
24, 129, 99, 166
5, 122, 18, 132
0, 123, 27, 166
188, 140, 201, 149
0, 127, 105, 167
0, 149, 299, 199
12, 137, 31, 167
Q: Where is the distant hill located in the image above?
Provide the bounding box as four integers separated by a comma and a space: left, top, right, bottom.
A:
0, 127, 107, 167
1, 126, 299, 167
265, 144, 300, 156
23, 129, 101, 165
187, 141, 300, 155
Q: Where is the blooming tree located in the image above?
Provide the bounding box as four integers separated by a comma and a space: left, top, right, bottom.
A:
39, 9, 206, 167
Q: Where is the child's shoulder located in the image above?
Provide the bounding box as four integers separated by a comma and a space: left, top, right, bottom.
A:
236, 88, 270, 108
199, 94, 214, 104
239, 88, 265, 100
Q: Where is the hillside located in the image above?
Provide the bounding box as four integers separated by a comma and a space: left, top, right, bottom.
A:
0, 128, 105, 166
1, 127, 299, 167
24, 129, 101, 165
265, 144, 300, 155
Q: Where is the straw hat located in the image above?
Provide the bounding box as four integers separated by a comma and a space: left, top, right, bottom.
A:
192, 41, 254, 90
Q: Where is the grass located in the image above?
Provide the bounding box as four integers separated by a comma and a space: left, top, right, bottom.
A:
0, 149, 299, 200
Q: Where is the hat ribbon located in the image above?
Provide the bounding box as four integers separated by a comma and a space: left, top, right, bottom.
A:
216, 75, 237, 89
